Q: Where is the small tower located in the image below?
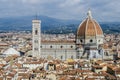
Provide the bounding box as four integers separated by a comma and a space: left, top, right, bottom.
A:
32, 18, 41, 57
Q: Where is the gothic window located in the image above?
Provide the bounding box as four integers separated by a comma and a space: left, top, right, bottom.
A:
34, 48, 38, 50
98, 40, 100, 42
61, 56, 63, 59
34, 40, 38, 43
71, 56, 73, 59
98, 50, 101, 54
93, 52, 96, 58
105, 52, 109, 56
50, 45, 52, 48
35, 29, 38, 35
40, 46, 42, 48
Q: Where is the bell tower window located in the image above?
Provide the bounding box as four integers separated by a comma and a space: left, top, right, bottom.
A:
35, 29, 38, 35
61, 56, 63, 59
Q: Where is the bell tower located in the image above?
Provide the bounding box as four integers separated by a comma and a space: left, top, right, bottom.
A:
32, 19, 41, 57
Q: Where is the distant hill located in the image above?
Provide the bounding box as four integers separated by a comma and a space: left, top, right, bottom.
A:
0, 16, 80, 31
0, 16, 120, 34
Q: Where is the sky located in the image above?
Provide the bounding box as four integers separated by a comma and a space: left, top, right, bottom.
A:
0, 0, 120, 22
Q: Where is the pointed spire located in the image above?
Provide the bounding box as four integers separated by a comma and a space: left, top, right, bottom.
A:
87, 9, 92, 19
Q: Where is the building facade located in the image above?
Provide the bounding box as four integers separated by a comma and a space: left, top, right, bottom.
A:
32, 10, 111, 60
41, 41, 77, 60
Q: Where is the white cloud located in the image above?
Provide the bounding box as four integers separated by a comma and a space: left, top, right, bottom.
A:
0, 0, 119, 21
22, 0, 39, 4
59, 0, 81, 7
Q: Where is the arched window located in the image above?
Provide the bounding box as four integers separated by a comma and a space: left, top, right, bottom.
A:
40, 46, 42, 48
35, 29, 38, 35
61, 56, 63, 59
71, 56, 73, 59
98, 50, 101, 54
77, 56, 79, 59
34, 40, 38, 43
34, 48, 38, 50
50, 46, 52, 48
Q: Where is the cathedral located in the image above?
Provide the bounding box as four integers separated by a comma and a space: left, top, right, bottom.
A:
32, 10, 111, 60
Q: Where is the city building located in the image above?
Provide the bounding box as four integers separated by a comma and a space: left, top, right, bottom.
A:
32, 10, 112, 60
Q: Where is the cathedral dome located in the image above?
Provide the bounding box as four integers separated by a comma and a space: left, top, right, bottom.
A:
77, 10, 103, 37
76, 10, 104, 45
